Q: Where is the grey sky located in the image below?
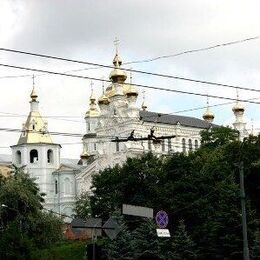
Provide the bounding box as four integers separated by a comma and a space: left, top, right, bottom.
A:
0, 0, 259, 158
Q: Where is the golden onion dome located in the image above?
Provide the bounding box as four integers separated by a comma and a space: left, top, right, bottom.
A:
109, 50, 127, 83
109, 68, 127, 83
232, 102, 244, 113
30, 86, 38, 101
124, 84, 138, 97
98, 93, 109, 105
203, 110, 215, 121
80, 151, 89, 160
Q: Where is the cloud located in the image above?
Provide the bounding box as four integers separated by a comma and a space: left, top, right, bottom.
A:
0, 0, 259, 158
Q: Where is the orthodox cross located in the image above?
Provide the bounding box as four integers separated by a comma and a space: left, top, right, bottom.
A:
114, 37, 119, 53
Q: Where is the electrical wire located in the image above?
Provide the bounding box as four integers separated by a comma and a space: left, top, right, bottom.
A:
125, 36, 260, 64
0, 62, 259, 105
0, 47, 260, 94
0, 94, 260, 123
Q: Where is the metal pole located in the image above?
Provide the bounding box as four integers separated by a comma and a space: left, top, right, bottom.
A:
239, 161, 250, 260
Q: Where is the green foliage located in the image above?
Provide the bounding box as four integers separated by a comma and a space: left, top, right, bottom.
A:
0, 166, 63, 258
90, 152, 164, 219
200, 126, 239, 148
30, 240, 86, 260
85, 131, 260, 259
170, 220, 197, 259
74, 191, 92, 219
252, 229, 260, 259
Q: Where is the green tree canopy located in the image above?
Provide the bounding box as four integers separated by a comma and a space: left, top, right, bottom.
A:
0, 166, 63, 258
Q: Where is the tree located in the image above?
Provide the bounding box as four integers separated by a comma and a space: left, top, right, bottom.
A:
83, 132, 260, 258
74, 191, 92, 219
200, 126, 239, 148
170, 220, 197, 259
252, 229, 260, 259
0, 166, 63, 258
90, 153, 165, 220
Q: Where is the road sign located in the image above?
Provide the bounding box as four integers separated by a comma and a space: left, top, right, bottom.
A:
71, 217, 102, 236
103, 217, 120, 240
155, 210, 169, 228
71, 217, 120, 240
156, 228, 171, 237
122, 204, 153, 218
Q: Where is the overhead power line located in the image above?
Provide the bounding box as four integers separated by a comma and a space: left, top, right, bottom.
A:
0, 63, 259, 105
0, 47, 260, 94
125, 36, 260, 64
0, 95, 260, 123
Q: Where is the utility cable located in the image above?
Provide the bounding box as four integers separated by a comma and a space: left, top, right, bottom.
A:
0, 47, 260, 94
0, 62, 259, 105
125, 36, 260, 64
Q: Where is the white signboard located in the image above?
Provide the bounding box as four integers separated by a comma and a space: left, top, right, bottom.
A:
156, 228, 171, 237
122, 204, 153, 218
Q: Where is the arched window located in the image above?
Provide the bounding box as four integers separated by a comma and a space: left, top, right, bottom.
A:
64, 177, 71, 195
88, 122, 91, 131
47, 149, 53, 163
30, 149, 38, 163
168, 138, 172, 153
195, 140, 199, 150
188, 139, 192, 151
116, 142, 119, 152
148, 140, 152, 150
16, 150, 21, 164
55, 179, 58, 194
161, 139, 165, 152
94, 143, 97, 151
182, 138, 186, 153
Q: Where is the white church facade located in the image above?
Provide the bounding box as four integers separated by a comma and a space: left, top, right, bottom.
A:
9, 49, 249, 218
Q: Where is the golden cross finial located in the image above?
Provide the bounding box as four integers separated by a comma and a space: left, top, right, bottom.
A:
114, 37, 119, 54
101, 76, 105, 93
130, 68, 132, 84
32, 74, 35, 87
142, 90, 146, 100
236, 88, 239, 101
90, 80, 94, 93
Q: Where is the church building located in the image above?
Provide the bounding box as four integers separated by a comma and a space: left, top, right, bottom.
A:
8, 48, 249, 218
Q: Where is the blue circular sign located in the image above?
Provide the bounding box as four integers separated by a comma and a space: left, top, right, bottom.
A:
155, 210, 169, 228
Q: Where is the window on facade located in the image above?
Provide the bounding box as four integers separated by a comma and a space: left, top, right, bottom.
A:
195, 140, 199, 150
88, 122, 91, 131
162, 139, 165, 152
55, 179, 58, 194
16, 150, 22, 164
47, 149, 53, 163
182, 138, 186, 153
168, 138, 172, 153
94, 143, 97, 151
64, 178, 71, 195
148, 139, 152, 150
116, 141, 119, 152
188, 139, 192, 151
30, 149, 38, 163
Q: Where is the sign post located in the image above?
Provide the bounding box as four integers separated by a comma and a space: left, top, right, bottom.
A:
71, 217, 120, 260
155, 210, 171, 238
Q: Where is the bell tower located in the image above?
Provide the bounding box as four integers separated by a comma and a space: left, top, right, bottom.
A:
11, 77, 61, 210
